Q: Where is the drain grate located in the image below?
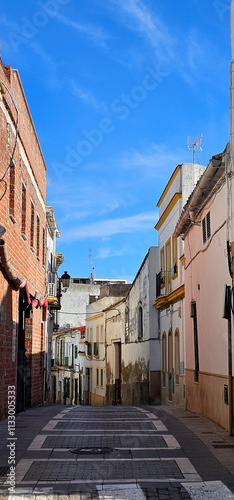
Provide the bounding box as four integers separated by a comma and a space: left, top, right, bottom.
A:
0, 467, 9, 477
70, 447, 113, 455
202, 432, 214, 434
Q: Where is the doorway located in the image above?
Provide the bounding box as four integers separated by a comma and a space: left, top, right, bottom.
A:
168, 330, 173, 402
16, 291, 26, 413
114, 342, 121, 405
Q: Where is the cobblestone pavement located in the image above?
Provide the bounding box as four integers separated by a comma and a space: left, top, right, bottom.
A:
0, 404, 234, 499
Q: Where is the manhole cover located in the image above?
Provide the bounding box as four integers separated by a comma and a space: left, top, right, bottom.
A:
70, 447, 113, 455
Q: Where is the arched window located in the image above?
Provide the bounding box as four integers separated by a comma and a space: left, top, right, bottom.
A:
175, 329, 180, 385
162, 332, 167, 388
138, 304, 143, 339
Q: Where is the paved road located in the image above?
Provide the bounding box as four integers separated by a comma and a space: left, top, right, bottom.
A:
0, 404, 234, 499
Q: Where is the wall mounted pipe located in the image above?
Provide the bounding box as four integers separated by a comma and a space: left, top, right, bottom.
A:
0, 238, 26, 290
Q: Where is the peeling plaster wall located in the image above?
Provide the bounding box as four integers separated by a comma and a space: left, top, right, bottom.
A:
106, 247, 160, 405
58, 283, 101, 328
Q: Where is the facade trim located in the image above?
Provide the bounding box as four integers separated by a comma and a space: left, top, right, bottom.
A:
86, 313, 104, 322
155, 193, 182, 231
157, 165, 182, 208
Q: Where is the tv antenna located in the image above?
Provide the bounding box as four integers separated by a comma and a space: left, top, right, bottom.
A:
187, 134, 202, 164
88, 249, 93, 278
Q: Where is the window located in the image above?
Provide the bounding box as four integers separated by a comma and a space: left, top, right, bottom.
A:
42, 227, 46, 266
71, 344, 74, 367
87, 327, 92, 356
100, 368, 104, 387
171, 235, 178, 278
96, 368, 99, 387
93, 326, 99, 356
100, 324, 104, 343
202, 211, 211, 244
9, 160, 15, 221
191, 301, 199, 382
166, 239, 171, 293
36, 215, 40, 259
75, 346, 78, 358
21, 183, 27, 237
60, 340, 65, 365
30, 200, 35, 249
162, 332, 167, 388
160, 247, 165, 287
93, 342, 99, 356
125, 306, 129, 342
138, 304, 143, 339
175, 330, 180, 385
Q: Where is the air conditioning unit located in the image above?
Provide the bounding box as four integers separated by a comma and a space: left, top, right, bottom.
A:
48, 282, 56, 297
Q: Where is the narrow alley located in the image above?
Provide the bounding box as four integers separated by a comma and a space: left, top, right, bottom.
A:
1, 404, 234, 499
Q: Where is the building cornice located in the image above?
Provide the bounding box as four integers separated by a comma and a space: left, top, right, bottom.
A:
86, 313, 104, 322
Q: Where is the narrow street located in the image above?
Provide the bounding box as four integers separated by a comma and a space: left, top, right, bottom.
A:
1, 404, 234, 499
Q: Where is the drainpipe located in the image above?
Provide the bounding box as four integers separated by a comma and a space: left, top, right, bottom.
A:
0, 239, 26, 290
230, 0, 234, 436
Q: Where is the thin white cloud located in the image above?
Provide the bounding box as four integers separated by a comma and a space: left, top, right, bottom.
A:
114, 144, 189, 179
109, 0, 175, 63
70, 81, 108, 112
96, 244, 135, 259
53, 13, 111, 48
62, 212, 156, 241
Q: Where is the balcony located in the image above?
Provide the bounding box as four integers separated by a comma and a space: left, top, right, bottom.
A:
155, 271, 184, 310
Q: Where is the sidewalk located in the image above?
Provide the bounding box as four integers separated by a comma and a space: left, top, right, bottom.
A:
0, 403, 233, 499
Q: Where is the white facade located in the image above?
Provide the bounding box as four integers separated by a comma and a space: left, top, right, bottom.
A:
45, 206, 63, 404
119, 247, 160, 405
51, 327, 86, 405
85, 285, 130, 405
155, 163, 205, 407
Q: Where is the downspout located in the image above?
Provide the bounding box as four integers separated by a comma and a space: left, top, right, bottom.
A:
0, 239, 26, 290
0, 238, 48, 319
229, 0, 234, 435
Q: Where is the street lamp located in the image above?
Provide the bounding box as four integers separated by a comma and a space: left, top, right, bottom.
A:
61, 271, 70, 289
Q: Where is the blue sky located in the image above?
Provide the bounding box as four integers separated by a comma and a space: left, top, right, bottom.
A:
0, 0, 231, 282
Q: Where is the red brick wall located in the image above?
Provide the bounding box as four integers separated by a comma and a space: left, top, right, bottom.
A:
0, 61, 47, 418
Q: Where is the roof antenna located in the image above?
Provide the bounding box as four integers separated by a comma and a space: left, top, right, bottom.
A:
88, 249, 93, 280
187, 134, 202, 164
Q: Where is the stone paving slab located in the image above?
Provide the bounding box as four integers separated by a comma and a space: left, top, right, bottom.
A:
38, 434, 171, 450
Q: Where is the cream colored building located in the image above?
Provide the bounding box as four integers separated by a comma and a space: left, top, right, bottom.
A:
155, 163, 205, 407
85, 284, 130, 405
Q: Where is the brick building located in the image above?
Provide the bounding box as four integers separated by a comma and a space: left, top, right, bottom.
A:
0, 59, 47, 418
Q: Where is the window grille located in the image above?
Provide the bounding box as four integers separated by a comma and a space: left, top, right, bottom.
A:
202, 212, 211, 244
